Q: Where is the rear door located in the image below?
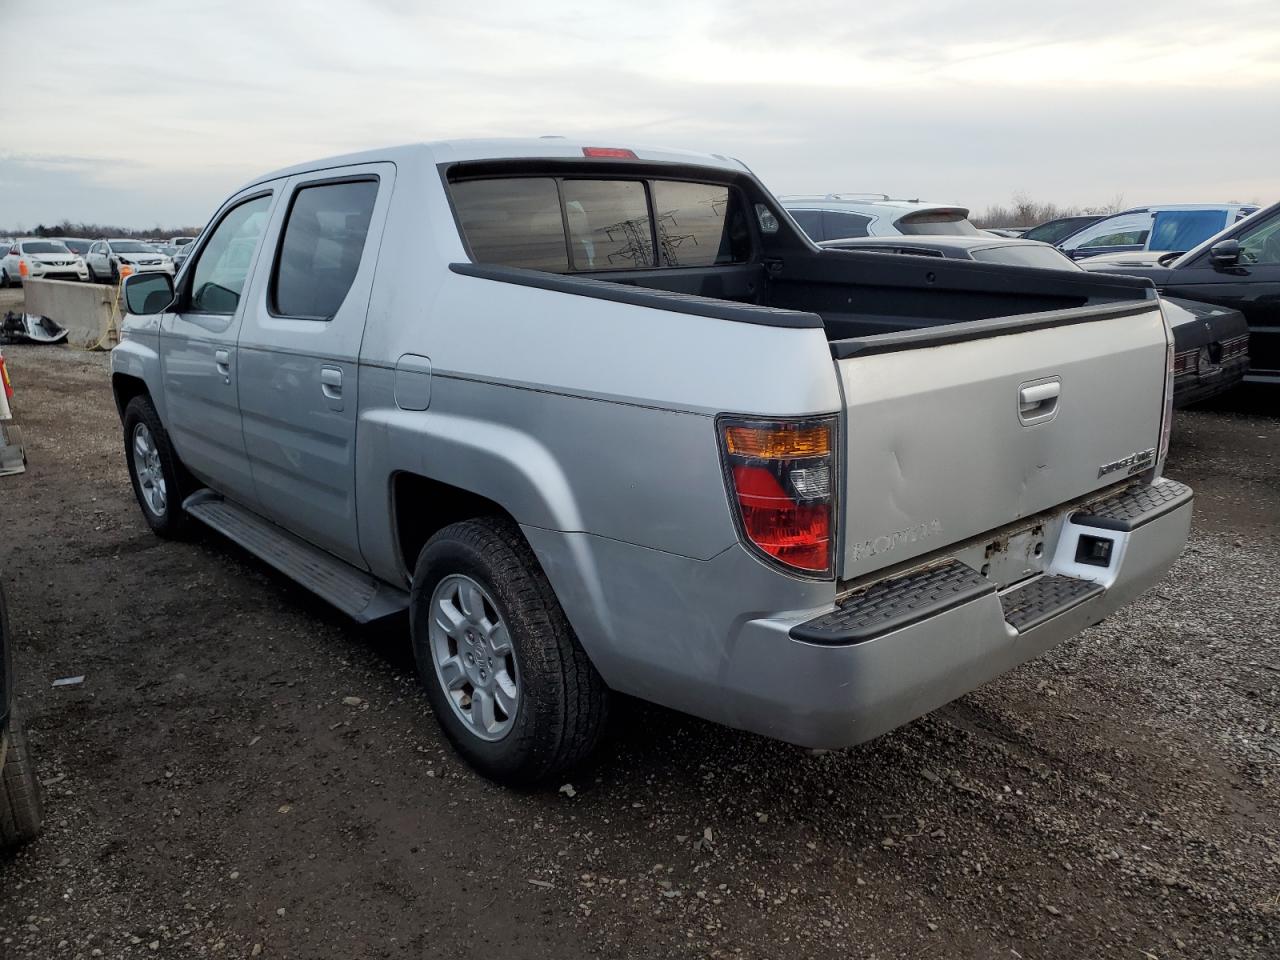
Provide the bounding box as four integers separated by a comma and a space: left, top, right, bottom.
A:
835, 302, 1169, 580
159, 189, 277, 506
1163, 207, 1280, 379
236, 163, 393, 568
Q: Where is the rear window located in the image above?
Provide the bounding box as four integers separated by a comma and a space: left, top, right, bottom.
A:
451, 175, 751, 273
451, 178, 569, 272
970, 244, 1080, 270
653, 180, 750, 266
563, 179, 653, 270
895, 209, 981, 236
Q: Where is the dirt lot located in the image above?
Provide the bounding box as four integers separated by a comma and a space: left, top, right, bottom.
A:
1, 288, 1277, 959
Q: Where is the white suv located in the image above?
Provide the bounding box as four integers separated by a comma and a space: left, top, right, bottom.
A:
780, 195, 982, 242
1, 239, 90, 285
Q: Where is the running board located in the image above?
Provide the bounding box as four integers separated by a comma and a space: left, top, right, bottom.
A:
1000, 574, 1104, 633
183, 491, 409, 623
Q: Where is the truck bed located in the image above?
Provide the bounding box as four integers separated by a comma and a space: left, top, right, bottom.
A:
452, 245, 1158, 352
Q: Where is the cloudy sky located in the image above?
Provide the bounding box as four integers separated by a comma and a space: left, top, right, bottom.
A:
2, 0, 1278, 229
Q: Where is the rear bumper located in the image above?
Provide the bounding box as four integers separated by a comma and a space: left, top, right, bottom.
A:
715, 479, 1193, 748
1173, 356, 1249, 406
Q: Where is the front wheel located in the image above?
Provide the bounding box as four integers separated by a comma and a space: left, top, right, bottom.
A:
410, 517, 609, 785
0, 713, 43, 847
123, 396, 190, 538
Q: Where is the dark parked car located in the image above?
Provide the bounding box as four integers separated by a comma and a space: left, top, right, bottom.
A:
0, 355, 42, 847
823, 235, 1251, 405
1020, 215, 1104, 246
1081, 199, 1280, 385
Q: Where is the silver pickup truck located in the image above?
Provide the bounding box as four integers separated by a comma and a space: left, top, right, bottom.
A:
111, 139, 1192, 784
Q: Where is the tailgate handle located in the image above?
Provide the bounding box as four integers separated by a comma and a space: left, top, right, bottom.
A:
1019, 379, 1060, 422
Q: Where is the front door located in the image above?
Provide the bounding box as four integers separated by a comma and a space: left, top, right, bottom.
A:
1165, 209, 1280, 379
236, 164, 393, 568
159, 189, 277, 507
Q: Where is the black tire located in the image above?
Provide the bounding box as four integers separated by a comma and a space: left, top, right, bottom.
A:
0, 269, 8, 288
109, 261, 120, 284
0, 712, 43, 847
123, 395, 191, 538
410, 517, 609, 785
85, 263, 97, 283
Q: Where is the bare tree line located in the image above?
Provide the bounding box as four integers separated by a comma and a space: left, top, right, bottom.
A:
0, 220, 202, 240
970, 192, 1130, 229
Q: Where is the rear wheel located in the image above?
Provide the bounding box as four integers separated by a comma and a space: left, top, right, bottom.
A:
0, 713, 43, 847
123, 395, 190, 538
410, 517, 609, 785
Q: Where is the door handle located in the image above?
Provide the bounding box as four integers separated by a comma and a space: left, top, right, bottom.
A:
214, 349, 231, 381
320, 365, 344, 410
320, 366, 343, 396
1019, 379, 1060, 422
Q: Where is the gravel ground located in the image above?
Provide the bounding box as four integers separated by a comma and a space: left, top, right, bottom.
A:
0, 297, 1277, 959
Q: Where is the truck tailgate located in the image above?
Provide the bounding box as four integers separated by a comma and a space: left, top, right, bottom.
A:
836, 302, 1169, 580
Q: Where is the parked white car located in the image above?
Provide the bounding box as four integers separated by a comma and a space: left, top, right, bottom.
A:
1, 239, 89, 285
780, 195, 983, 241
1058, 204, 1260, 260
84, 239, 175, 283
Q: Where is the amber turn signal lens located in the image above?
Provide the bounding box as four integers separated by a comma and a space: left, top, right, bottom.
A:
723, 423, 831, 460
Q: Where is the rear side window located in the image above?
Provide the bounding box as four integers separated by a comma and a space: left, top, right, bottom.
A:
652, 181, 750, 266
272, 179, 379, 319
451, 175, 751, 273
821, 211, 872, 240
788, 209, 824, 240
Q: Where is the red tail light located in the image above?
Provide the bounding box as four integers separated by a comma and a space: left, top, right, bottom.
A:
718, 417, 837, 576
582, 147, 637, 159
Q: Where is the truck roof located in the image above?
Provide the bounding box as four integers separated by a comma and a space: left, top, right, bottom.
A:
244, 138, 749, 190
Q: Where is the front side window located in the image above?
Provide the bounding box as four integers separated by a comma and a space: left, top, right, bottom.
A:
1238, 214, 1280, 265
1149, 210, 1228, 252
189, 194, 272, 314
563, 179, 653, 269
272, 180, 378, 319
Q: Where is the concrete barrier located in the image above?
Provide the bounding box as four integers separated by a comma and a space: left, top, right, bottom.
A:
21, 279, 117, 350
